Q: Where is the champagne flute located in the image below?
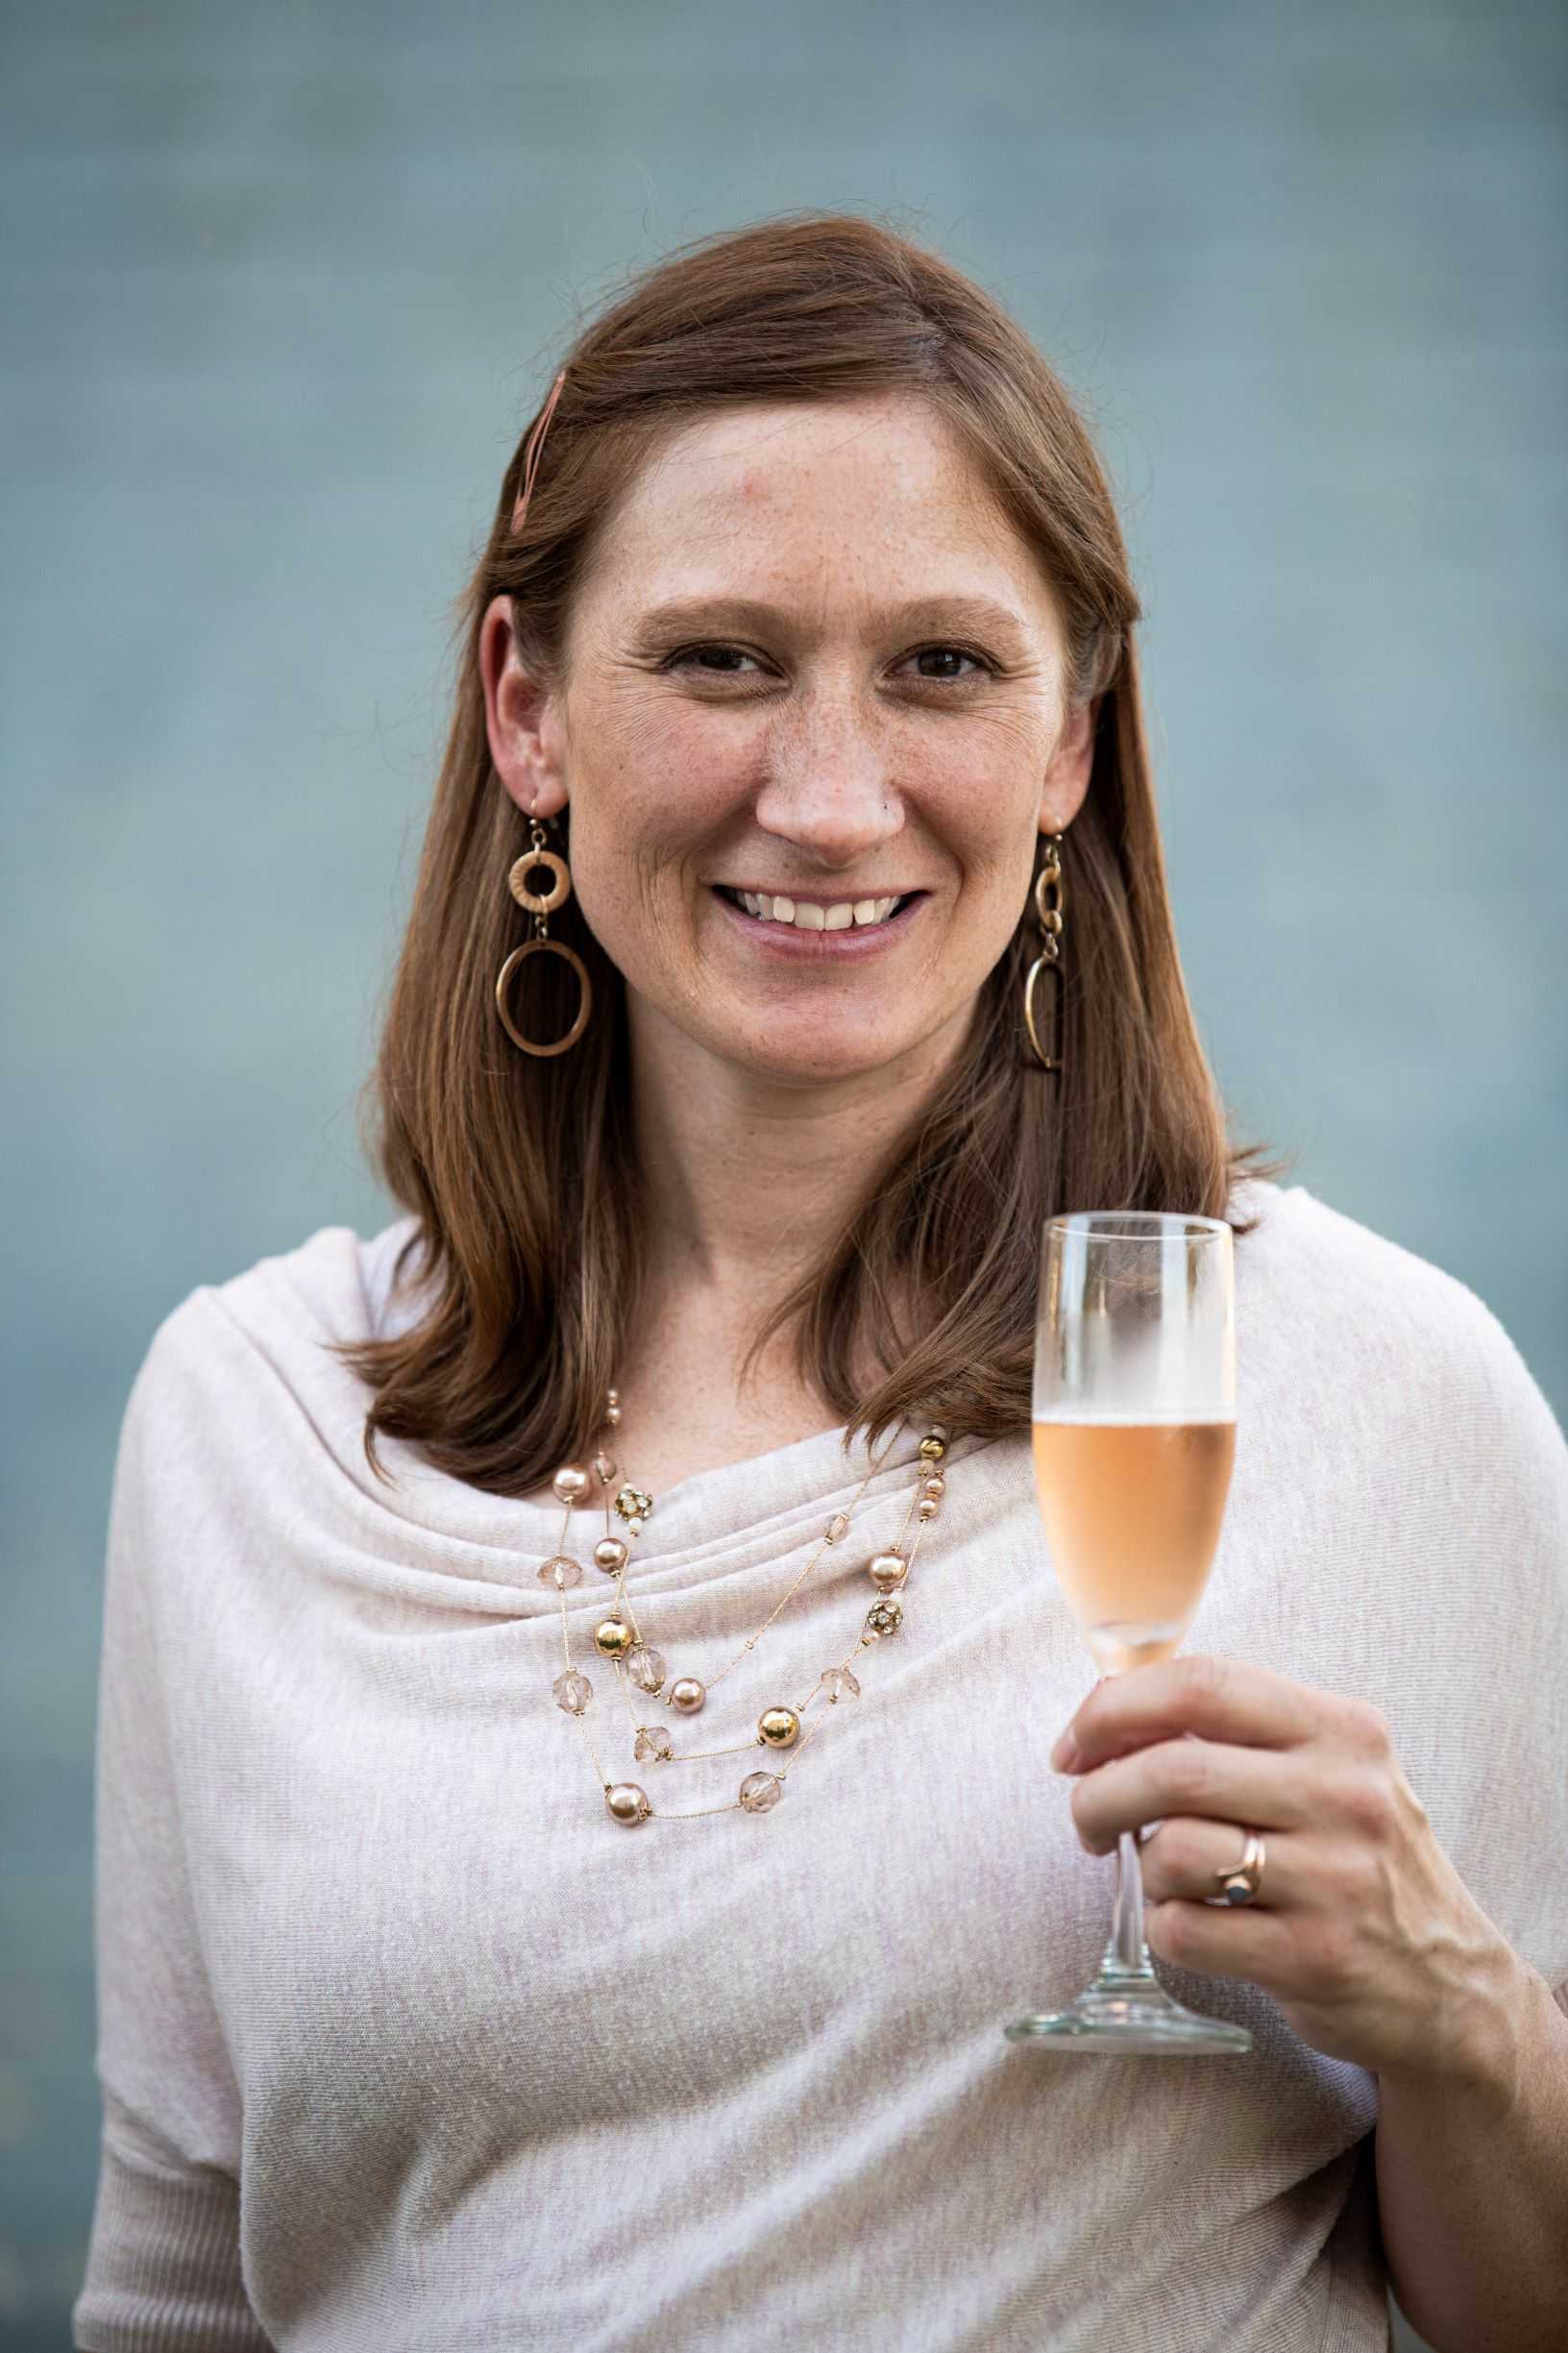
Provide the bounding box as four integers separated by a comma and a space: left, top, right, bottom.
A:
1004, 1211, 1251, 2055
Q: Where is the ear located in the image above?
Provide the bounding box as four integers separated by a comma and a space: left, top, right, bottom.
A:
1039, 693, 1098, 837
478, 594, 569, 820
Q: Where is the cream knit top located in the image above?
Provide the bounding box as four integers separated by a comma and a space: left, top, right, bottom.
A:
73, 1178, 1568, 2351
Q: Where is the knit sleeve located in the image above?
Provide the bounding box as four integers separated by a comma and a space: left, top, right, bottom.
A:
72, 1320, 275, 2352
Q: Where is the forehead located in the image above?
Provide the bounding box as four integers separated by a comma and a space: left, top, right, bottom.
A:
579, 393, 1049, 617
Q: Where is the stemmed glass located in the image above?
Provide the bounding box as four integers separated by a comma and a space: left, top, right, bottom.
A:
1004, 1211, 1251, 2055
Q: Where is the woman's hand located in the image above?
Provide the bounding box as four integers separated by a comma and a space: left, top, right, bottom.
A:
1049, 1653, 1528, 2084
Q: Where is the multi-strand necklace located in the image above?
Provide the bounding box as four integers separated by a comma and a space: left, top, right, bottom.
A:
539, 1389, 953, 1824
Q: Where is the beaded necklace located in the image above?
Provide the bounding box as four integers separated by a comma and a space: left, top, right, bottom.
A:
539, 1389, 952, 1824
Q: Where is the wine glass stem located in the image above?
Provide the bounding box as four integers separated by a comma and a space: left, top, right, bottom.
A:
1106, 1827, 1159, 1982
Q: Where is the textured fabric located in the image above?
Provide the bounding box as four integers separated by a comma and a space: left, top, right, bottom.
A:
72, 1177, 1568, 2352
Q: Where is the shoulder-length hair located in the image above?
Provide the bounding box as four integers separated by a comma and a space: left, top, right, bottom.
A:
331, 209, 1290, 1494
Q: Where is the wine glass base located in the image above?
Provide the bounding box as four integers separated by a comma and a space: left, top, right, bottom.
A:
1004, 1973, 1251, 2055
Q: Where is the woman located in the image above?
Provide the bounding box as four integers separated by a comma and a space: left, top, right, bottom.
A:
75, 214, 1567, 2352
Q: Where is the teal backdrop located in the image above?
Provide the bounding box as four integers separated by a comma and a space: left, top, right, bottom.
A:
3, 5, 1562, 2347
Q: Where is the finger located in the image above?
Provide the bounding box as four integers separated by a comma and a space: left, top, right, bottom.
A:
1139, 1815, 1289, 1909
1052, 1654, 1329, 1772
1071, 1737, 1315, 1853
1144, 1899, 1301, 1988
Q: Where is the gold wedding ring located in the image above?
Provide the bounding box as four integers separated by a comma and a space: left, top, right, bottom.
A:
1212, 1827, 1265, 1906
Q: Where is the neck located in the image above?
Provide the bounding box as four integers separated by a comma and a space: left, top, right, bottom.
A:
626, 997, 970, 1319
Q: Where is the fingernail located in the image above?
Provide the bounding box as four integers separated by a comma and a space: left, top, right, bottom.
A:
1049, 1728, 1080, 1773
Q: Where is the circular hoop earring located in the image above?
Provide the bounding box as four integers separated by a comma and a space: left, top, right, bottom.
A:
1022, 833, 1066, 1073
496, 939, 592, 1056
495, 815, 594, 1056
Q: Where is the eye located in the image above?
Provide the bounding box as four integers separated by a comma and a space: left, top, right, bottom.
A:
664, 644, 765, 676
906, 644, 992, 681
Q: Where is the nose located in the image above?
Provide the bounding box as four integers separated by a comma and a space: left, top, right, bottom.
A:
750, 684, 905, 871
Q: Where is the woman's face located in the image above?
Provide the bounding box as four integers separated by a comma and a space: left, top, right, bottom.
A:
480, 392, 1095, 1088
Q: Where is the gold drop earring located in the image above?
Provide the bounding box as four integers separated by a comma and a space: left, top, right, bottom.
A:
495, 811, 594, 1056
1022, 831, 1066, 1073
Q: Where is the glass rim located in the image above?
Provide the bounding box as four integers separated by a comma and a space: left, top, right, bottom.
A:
1044, 1211, 1233, 1242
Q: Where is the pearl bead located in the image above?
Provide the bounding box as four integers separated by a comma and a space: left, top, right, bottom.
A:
593, 1618, 635, 1657
605, 1782, 649, 1825
594, 1535, 628, 1574
918, 1497, 940, 1521
757, 1705, 800, 1748
552, 1463, 590, 1505
668, 1676, 705, 1714
921, 1473, 946, 1499
868, 1550, 908, 1590
605, 1405, 622, 1427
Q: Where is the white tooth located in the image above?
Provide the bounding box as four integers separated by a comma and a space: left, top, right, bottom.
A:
875, 897, 896, 922
772, 895, 794, 922
823, 902, 853, 930
852, 899, 877, 926
794, 901, 825, 930
746, 893, 763, 916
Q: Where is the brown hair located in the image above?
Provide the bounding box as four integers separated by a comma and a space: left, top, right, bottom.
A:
330, 208, 1291, 1494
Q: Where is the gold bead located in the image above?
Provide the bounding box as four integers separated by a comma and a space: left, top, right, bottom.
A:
594, 1536, 628, 1574
919, 1435, 946, 1462
868, 1550, 908, 1590
594, 1618, 635, 1657
552, 1463, 590, 1504
758, 1706, 800, 1749
615, 1484, 653, 1523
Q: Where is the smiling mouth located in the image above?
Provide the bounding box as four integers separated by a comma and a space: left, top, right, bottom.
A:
712, 886, 921, 932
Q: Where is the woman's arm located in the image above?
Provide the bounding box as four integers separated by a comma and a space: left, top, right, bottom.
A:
1051, 1654, 1568, 2353
1375, 1961, 1568, 2353
74, 1329, 275, 2352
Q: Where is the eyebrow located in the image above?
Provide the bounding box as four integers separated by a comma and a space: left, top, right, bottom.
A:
635, 592, 1033, 646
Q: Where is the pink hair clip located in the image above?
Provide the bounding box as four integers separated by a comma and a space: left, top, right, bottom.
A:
510, 368, 568, 533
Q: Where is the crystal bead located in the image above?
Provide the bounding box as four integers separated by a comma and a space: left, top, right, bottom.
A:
606, 1781, 649, 1825
824, 1511, 850, 1543
739, 1771, 784, 1813
553, 1668, 593, 1714
929, 1423, 950, 1441
552, 1463, 590, 1504
593, 1451, 618, 1484
633, 1725, 674, 1762
615, 1484, 653, 1523
538, 1555, 581, 1590
866, 1596, 904, 1637
818, 1666, 861, 1704
625, 1644, 666, 1693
